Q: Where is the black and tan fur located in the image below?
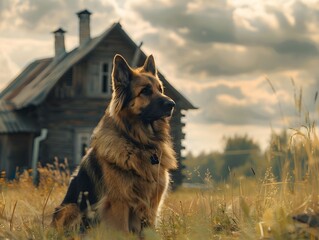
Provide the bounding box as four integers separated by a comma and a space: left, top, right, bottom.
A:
52, 54, 177, 235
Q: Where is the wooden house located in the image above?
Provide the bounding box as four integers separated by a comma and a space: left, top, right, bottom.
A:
0, 10, 196, 186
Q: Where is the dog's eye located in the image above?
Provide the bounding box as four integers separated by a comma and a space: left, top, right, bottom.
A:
140, 87, 153, 96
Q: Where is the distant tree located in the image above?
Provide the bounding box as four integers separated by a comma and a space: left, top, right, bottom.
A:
268, 129, 289, 179
184, 135, 264, 183
221, 134, 261, 179
183, 151, 223, 183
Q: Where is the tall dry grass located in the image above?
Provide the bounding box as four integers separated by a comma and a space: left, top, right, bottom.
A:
0, 159, 71, 239
0, 93, 318, 239
0, 136, 318, 240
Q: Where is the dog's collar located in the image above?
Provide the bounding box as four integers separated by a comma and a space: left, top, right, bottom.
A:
115, 123, 160, 164
150, 154, 159, 165
121, 131, 160, 165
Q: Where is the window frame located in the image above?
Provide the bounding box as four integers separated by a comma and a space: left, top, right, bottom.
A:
99, 61, 112, 95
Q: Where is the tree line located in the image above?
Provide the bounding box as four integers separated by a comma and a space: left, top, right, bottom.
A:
183, 130, 308, 183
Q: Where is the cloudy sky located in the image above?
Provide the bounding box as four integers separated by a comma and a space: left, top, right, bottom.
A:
1, 0, 319, 155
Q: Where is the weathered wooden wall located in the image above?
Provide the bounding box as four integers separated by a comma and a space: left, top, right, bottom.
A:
0, 135, 8, 173
0, 133, 33, 179
37, 98, 107, 166
170, 108, 186, 187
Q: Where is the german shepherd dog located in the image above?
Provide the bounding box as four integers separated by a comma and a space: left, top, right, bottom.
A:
52, 54, 177, 235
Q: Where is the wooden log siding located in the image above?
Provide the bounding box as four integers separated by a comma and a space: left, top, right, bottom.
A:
91, 29, 135, 61
98, 30, 136, 55
0, 135, 8, 172
170, 107, 186, 187
41, 129, 73, 164
53, 69, 74, 99
37, 98, 107, 165
73, 60, 88, 96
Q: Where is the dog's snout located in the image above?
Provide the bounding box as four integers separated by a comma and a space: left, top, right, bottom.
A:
163, 99, 175, 110
164, 100, 176, 109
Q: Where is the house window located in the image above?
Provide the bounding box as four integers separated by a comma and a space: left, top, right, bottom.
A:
65, 69, 73, 87
101, 62, 111, 94
87, 61, 112, 97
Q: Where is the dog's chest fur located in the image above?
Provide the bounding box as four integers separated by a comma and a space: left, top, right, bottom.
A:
89, 116, 175, 213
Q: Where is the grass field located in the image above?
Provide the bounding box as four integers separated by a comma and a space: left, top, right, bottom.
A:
0, 123, 319, 239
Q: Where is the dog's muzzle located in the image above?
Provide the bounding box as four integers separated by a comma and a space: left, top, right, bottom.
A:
162, 99, 175, 117
140, 97, 176, 122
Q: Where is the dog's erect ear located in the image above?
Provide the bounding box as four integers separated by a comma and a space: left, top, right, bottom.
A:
112, 54, 132, 88
143, 55, 157, 75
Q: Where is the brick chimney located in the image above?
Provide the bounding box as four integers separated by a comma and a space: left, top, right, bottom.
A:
77, 9, 92, 46
52, 28, 66, 57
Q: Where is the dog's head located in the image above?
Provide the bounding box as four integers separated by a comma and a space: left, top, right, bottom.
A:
109, 54, 175, 123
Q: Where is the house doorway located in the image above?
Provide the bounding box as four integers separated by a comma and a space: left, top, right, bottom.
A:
74, 129, 93, 164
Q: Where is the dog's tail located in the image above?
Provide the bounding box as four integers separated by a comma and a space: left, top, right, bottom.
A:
51, 204, 82, 231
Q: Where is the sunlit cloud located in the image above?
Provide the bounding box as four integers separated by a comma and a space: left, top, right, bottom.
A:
0, 0, 318, 153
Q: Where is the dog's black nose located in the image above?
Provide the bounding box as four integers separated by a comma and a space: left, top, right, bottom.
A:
164, 100, 176, 110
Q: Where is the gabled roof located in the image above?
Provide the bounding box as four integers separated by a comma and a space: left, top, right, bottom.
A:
0, 58, 52, 100
0, 22, 196, 110
0, 101, 38, 133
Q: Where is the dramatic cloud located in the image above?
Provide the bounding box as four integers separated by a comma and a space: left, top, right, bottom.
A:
1, 0, 319, 153
131, 0, 319, 78
0, 0, 115, 35
188, 81, 282, 126
273, 39, 318, 56
133, 0, 236, 44
0, 0, 118, 83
